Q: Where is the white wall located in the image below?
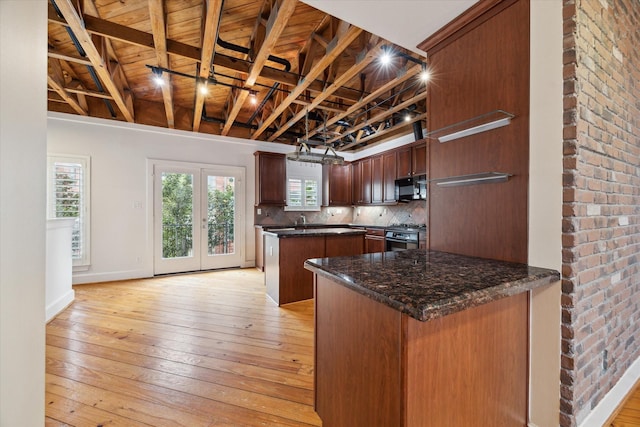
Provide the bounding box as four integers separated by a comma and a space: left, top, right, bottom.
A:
528, 0, 563, 425
0, 1, 47, 425
48, 114, 284, 283
47, 111, 410, 284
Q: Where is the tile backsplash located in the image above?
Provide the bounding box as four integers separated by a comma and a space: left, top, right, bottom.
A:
255, 201, 426, 227
351, 201, 426, 226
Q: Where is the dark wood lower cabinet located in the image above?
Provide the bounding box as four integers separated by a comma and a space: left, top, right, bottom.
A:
364, 228, 385, 253
326, 234, 364, 257
314, 276, 528, 426
264, 233, 364, 305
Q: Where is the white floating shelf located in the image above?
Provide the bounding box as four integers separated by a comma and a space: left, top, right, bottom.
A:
431, 172, 512, 188
425, 110, 515, 143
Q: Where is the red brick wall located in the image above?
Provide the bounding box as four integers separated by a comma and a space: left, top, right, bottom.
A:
561, 0, 640, 425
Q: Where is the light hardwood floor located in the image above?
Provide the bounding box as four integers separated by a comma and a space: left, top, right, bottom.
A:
610, 383, 640, 426
45, 269, 321, 426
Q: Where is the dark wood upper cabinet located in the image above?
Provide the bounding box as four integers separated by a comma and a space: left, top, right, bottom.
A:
396, 142, 426, 179
360, 158, 372, 205
382, 151, 397, 204
352, 158, 372, 205
254, 151, 286, 206
323, 164, 352, 206
351, 160, 362, 204
371, 155, 384, 204
412, 142, 427, 176
396, 146, 412, 179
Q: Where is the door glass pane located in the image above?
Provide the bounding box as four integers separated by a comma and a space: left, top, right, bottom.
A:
207, 176, 235, 255
161, 172, 194, 259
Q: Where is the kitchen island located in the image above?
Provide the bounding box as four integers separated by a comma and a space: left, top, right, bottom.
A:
263, 227, 365, 305
305, 249, 560, 426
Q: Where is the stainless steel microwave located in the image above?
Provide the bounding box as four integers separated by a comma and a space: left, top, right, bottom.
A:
395, 175, 427, 202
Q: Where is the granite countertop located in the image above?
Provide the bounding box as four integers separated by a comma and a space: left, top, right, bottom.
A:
304, 249, 560, 322
264, 227, 366, 238
256, 223, 386, 230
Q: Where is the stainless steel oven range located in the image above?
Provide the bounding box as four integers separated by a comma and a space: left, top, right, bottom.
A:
384, 224, 426, 251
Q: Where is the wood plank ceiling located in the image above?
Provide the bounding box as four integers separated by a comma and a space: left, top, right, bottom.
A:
47, 0, 428, 152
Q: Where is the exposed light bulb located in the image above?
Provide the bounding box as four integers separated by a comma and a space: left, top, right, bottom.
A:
249, 91, 257, 104
153, 75, 164, 86
380, 51, 392, 66
404, 114, 412, 122
199, 82, 208, 95
420, 69, 431, 82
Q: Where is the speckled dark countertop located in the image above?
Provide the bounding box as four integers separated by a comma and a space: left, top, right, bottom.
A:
264, 227, 366, 238
304, 249, 560, 321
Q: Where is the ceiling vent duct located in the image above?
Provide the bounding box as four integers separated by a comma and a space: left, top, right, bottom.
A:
413, 121, 424, 141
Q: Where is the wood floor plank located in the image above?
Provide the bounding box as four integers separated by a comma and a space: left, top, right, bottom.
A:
45, 268, 322, 426
65, 298, 315, 341
49, 312, 314, 371
46, 391, 156, 426
610, 381, 640, 427
47, 321, 314, 389
46, 335, 313, 403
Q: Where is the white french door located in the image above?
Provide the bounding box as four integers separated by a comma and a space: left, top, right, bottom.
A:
153, 162, 244, 275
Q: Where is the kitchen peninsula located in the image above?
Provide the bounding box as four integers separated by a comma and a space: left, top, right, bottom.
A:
263, 227, 365, 305
305, 250, 560, 426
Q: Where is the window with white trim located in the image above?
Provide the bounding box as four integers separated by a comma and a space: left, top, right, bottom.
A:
47, 155, 91, 268
285, 160, 322, 211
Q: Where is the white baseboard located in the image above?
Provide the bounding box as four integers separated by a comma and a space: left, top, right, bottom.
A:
72, 268, 153, 284
46, 289, 75, 322
72, 264, 257, 285
579, 355, 640, 426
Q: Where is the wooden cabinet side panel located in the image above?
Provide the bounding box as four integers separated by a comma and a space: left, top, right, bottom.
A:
404, 292, 528, 426
426, 0, 529, 263
278, 237, 325, 305
315, 277, 402, 426
325, 234, 364, 257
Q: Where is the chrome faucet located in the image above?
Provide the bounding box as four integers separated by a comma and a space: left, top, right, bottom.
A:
299, 214, 306, 225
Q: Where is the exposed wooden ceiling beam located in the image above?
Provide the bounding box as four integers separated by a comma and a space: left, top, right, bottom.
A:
148, 0, 174, 128
82, 0, 133, 118
308, 63, 423, 139
48, 56, 88, 115
326, 92, 426, 146
52, 0, 134, 122
251, 24, 363, 140
192, 0, 224, 132
342, 113, 426, 151
47, 4, 366, 104
48, 48, 93, 66
65, 86, 114, 100
267, 39, 385, 142
291, 99, 347, 114
221, 0, 297, 136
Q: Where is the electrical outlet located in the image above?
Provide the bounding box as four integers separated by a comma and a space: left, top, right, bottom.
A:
257, 208, 262, 215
